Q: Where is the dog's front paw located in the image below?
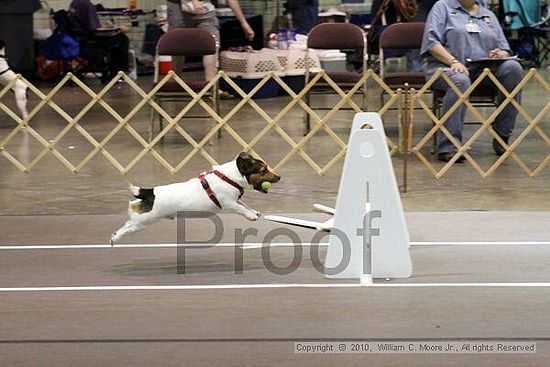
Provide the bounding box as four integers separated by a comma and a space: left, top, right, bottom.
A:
252, 210, 262, 220
110, 233, 117, 247
246, 211, 261, 221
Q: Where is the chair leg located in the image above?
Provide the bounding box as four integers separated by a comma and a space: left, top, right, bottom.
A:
149, 97, 156, 142
398, 92, 404, 154
304, 89, 311, 136
404, 117, 411, 194
431, 95, 439, 155
362, 82, 368, 111
158, 100, 164, 143
208, 95, 215, 147
214, 85, 221, 139
402, 87, 413, 193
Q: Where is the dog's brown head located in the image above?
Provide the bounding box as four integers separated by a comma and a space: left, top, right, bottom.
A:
236, 152, 281, 193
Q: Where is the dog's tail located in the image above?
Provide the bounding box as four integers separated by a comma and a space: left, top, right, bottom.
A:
128, 183, 155, 214
129, 183, 141, 197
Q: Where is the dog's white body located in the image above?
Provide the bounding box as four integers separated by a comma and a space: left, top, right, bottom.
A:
110, 160, 261, 244
0, 46, 28, 119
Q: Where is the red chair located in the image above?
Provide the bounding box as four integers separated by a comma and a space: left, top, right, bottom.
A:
150, 28, 219, 141
379, 22, 426, 98
304, 22, 367, 134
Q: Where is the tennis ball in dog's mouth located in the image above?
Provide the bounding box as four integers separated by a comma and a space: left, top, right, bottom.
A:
261, 181, 272, 191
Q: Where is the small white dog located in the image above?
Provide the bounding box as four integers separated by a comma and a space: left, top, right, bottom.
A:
110, 152, 281, 244
0, 40, 28, 119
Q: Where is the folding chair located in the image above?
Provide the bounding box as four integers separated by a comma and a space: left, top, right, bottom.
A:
150, 28, 219, 141
304, 22, 367, 134
379, 22, 426, 97
376, 22, 426, 190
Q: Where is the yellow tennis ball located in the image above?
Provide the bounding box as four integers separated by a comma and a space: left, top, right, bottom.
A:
261, 181, 272, 190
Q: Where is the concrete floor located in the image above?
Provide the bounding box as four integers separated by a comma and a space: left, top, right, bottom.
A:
2, 213, 550, 366
0, 71, 549, 366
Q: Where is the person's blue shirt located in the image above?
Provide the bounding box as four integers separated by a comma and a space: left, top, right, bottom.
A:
420, 0, 511, 76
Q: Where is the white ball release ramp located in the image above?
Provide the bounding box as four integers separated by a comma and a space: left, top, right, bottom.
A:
324, 112, 412, 279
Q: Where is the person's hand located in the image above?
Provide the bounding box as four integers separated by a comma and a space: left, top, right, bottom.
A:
118, 24, 130, 33
489, 48, 509, 59
241, 22, 255, 41
450, 61, 469, 75
192, 0, 206, 14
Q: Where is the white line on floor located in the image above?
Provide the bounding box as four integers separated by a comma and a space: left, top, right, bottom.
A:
2, 282, 550, 292
0, 243, 311, 250
377, 283, 550, 287
0, 284, 361, 292
411, 241, 550, 246
1, 241, 550, 250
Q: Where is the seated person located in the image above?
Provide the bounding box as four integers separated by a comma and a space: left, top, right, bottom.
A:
167, 0, 254, 81
68, 0, 130, 82
421, 0, 523, 162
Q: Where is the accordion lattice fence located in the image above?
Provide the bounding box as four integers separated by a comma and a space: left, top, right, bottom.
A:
0, 69, 548, 179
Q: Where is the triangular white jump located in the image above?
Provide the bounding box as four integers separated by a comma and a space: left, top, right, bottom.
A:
265, 112, 412, 280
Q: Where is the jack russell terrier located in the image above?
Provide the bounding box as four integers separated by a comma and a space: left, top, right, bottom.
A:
0, 40, 28, 119
110, 152, 281, 245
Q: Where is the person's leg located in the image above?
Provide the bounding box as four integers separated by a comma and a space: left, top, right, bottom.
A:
196, 17, 220, 81
167, 1, 184, 30
167, 1, 185, 75
203, 55, 217, 81
93, 33, 129, 81
491, 60, 523, 141
109, 33, 129, 75
432, 70, 471, 155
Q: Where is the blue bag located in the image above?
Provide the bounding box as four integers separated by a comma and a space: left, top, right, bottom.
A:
42, 32, 80, 60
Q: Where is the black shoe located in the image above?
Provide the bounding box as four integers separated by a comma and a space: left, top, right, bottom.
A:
437, 152, 466, 163
492, 136, 509, 156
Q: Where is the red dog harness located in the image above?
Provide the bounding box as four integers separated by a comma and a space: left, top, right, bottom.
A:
198, 170, 244, 209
